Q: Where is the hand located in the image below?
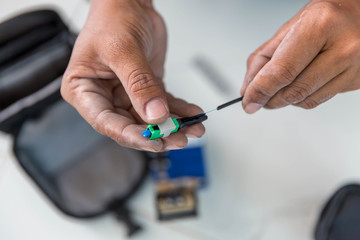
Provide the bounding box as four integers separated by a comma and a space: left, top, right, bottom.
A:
61, 0, 205, 151
241, 0, 360, 113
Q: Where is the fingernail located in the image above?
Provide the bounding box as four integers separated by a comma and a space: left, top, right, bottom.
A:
165, 144, 183, 150
185, 133, 199, 138
245, 103, 262, 114
145, 98, 168, 120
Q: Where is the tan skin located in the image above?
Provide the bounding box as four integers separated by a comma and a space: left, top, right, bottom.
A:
61, 0, 205, 152
62, 0, 360, 151
241, 0, 360, 113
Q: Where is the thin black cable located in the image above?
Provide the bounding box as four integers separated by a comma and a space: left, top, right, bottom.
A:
216, 96, 243, 111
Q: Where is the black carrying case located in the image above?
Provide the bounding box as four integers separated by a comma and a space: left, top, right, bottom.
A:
315, 184, 360, 240
0, 9, 149, 237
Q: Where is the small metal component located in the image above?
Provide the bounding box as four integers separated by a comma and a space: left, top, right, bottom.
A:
148, 146, 206, 221
143, 118, 180, 140
158, 117, 178, 138
156, 179, 198, 220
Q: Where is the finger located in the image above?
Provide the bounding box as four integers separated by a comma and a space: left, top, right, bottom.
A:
109, 41, 169, 124
241, 33, 287, 96
120, 123, 164, 152
242, 9, 329, 114
265, 49, 348, 109
71, 91, 164, 151
145, 111, 188, 151
241, 52, 270, 96
294, 71, 348, 109
167, 95, 206, 138
162, 131, 188, 151
241, 4, 310, 96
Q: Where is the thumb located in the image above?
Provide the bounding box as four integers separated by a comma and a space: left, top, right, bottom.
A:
111, 46, 169, 124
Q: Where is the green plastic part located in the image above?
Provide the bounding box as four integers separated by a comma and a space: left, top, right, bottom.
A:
146, 118, 180, 140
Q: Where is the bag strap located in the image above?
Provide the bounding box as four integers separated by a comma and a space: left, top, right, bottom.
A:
111, 203, 142, 237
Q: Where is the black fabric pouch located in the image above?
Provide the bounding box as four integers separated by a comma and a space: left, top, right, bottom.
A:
315, 184, 360, 240
0, 9, 148, 237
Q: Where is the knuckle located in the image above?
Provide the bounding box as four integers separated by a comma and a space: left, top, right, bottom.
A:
263, 105, 275, 110
247, 82, 272, 105
60, 69, 79, 102
127, 69, 158, 94
92, 110, 125, 144
310, 2, 340, 31
116, 32, 137, 48
272, 62, 297, 85
300, 98, 320, 109
247, 52, 257, 66
113, 133, 126, 146
264, 101, 278, 109
341, 40, 360, 62
91, 110, 109, 134
282, 84, 310, 103
265, 97, 286, 109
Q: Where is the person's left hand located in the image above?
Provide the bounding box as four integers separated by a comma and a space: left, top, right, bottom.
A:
61, 0, 205, 152
241, 0, 360, 113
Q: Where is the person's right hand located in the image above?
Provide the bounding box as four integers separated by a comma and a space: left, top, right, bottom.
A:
61, 0, 205, 152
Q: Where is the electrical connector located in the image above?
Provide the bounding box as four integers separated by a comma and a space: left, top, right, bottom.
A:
143, 114, 208, 140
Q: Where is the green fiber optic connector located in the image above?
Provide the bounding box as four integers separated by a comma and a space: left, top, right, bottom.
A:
143, 118, 180, 140
142, 114, 208, 140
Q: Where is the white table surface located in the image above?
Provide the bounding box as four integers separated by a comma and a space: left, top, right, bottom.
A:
2, 0, 360, 239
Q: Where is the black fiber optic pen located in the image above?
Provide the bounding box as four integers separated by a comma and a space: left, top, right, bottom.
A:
143, 96, 243, 139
